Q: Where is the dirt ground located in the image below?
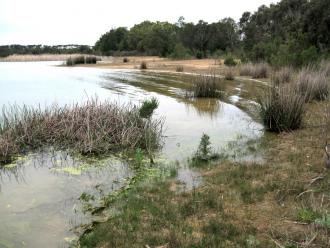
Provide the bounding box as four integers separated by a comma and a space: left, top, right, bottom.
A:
1, 54, 225, 74
88, 56, 225, 74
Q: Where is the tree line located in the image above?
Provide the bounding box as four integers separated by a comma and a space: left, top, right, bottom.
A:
1, 0, 329, 67
0, 45, 93, 58
95, 0, 329, 66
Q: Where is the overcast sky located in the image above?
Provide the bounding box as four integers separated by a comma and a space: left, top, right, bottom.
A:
0, 0, 279, 45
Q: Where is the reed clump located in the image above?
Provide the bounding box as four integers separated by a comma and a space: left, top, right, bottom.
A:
259, 84, 305, 132
320, 60, 330, 77
140, 61, 147, 70
272, 66, 293, 85
187, 73, 223, 98
66, 55, 98, 66
176, 65, 184, 72
239, 62, 269, 79
224, 68, 235, 80
295, 67, 329, 102
0, 99, 163, 165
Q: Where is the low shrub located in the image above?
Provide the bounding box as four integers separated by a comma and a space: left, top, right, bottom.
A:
0, 99, 163, 165
85, 56, 97, 64
139, 98, 159, 119
259, 84, 305, 132
140, 61, 147, 70
123, 57, 129, 63
295, 68, 329, 101
224, 57, 237, 67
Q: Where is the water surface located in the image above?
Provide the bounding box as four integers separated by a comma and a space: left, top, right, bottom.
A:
0, 61, 263, 247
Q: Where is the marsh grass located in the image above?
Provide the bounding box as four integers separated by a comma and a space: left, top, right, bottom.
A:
0, 99, 163, 165
259, 84, 305, 132
320, 60, 330, 77
79, 99, 330, 248
66, 55, 98, 66
239, 62, 269, 78
187, 73, 223, 98
224, 67, 235, 80
175, 65, 184, 72
272, 66, 293, 85
295, 67, 329, 102
140, 61, 147, 70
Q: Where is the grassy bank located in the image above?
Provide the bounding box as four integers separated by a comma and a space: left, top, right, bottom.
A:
80, 99, 330, 247
0, 99, 163, 165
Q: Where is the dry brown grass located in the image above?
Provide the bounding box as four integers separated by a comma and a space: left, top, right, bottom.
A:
239, 62, 269, 79
295, 67, 329, 101
224, 68, 235, 80
272, 66, 293, 85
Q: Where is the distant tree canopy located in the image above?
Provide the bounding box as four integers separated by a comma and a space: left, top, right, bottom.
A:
94, 0, 330, 66
0, 45, 93, 58
1, 0, 329, 67
239, 0, 330, 66
94, 19, 239, 58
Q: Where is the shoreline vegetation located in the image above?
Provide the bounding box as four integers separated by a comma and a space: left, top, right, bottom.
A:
1, 0, 330, 246
0, 99, 163, 166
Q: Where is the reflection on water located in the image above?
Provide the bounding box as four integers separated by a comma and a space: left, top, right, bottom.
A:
0, 62, 263, 247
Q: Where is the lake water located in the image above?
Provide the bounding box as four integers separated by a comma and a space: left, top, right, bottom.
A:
0, 61, 263, 247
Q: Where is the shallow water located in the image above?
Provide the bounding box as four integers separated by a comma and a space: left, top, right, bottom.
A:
0, 62, 263, 247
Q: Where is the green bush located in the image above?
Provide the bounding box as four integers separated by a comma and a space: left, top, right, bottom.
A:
224, 57, 237, 67
139, 98, 159, 119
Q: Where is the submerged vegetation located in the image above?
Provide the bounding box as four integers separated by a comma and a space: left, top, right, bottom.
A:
0, 99, 163, 166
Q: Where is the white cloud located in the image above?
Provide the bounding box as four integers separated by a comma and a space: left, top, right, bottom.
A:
0, 0, 279, 45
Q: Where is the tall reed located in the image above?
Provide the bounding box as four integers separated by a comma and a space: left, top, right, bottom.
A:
187, 73, 223, 98
295, 67, 329, 101
239, 62, 269, 79
259, 84, 305, 132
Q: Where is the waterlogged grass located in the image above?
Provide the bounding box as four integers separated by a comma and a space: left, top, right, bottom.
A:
80, 100, 330, 248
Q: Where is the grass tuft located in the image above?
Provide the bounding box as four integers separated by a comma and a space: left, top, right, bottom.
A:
272, 66, 293, 85
187, 73, 223, 98
140, 61, 147, 70
239, 62, 269, 78
259, 84, 305, 132
295, 67, 329, 102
